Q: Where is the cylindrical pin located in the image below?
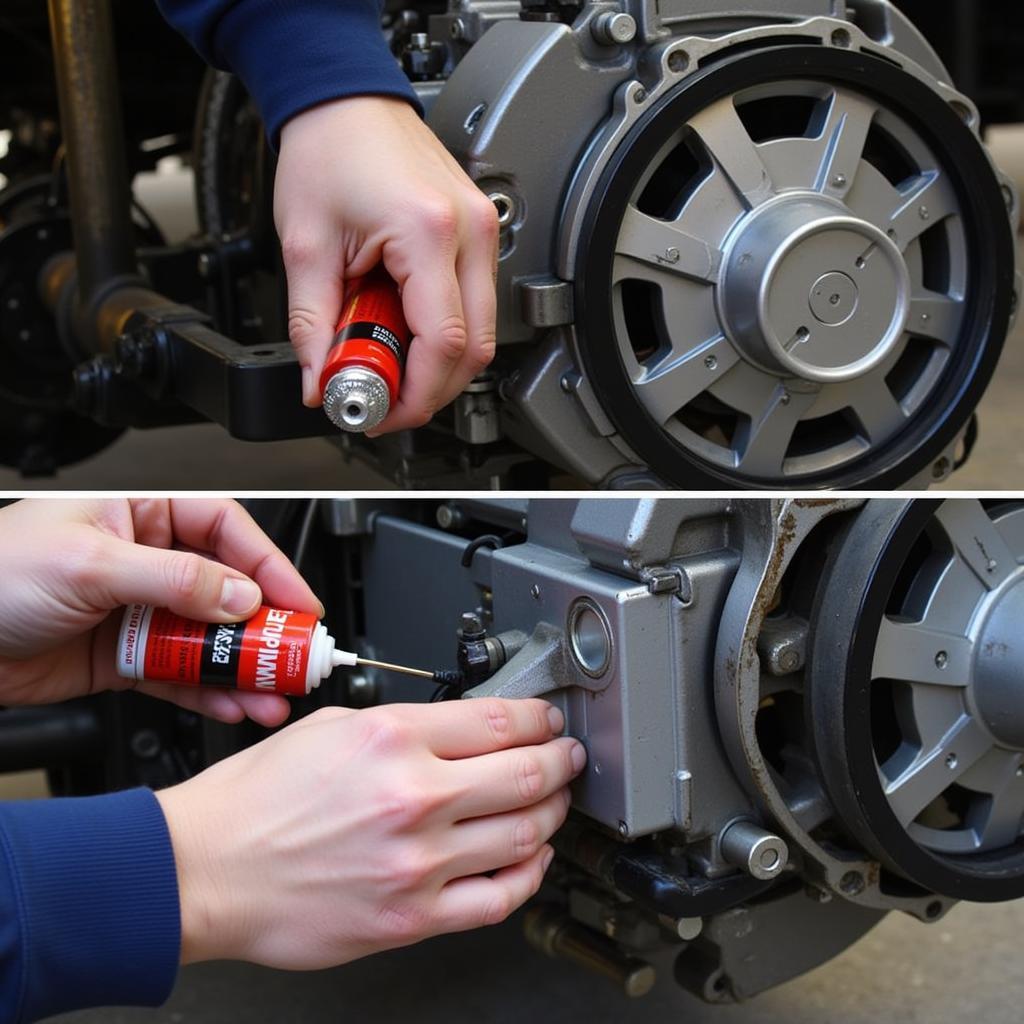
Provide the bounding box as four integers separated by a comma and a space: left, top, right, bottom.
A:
320, 266, 412, 433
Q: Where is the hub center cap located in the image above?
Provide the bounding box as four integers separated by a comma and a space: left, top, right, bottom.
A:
972, 578, 1024, 751
718, 197, 912, 383
809, 272, 859, 326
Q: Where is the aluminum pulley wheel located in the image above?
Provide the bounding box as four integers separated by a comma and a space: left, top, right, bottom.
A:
575, 46, 1016, 489
808, 499, 1024, 902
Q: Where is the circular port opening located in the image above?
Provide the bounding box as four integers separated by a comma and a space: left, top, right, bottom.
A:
568, 598, 612, 678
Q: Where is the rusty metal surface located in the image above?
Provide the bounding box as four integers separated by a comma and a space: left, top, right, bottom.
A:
47, 0, 140, 351
713, 497, 956, 921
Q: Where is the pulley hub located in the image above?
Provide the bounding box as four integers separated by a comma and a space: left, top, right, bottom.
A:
719, 197, 910, 382
972, 577, 1024, 751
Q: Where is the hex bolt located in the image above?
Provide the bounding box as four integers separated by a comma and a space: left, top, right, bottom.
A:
460, 611, 485, 636
720, 821, 788, 881
591, 12, 637, 45
449, 18, 466, 40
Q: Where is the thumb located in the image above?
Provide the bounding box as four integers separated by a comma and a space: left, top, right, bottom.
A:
88, 536, 263, 623
281, 239, 344, 406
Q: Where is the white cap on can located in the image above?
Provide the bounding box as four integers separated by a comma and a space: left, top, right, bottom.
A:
322, 366, 391, 433
305, 622, 359, 693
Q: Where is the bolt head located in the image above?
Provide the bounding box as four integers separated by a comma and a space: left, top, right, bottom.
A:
704, 354, 718, 371
461, 611, 484, 634
832, 173, 848, 188
664, 246, 681, 264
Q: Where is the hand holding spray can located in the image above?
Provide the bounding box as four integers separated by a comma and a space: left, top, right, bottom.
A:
319, 265, 412, 433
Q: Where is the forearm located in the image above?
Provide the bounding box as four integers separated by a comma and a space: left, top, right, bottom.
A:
156, 0, 421, 145
0, 789, 180, 1022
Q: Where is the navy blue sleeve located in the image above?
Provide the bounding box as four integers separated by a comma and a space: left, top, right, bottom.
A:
156, 0, 422, 146
0, 788, 181, 1022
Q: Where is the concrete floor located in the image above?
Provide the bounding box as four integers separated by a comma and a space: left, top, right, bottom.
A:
50, 881, 1024, 1023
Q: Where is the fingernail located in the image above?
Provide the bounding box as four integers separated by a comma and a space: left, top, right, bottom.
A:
542, 847, 554, 872
301, 366, 314, 405
317, 600, 327, 619
547, 706, 565, 735
569, 740, 587, 774
221, 577, 261, 616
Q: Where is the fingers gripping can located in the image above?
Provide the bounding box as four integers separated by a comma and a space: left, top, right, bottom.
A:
116, 604, 356, 696
319, 265, 412, 433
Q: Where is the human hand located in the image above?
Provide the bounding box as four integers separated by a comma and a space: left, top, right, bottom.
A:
275, 95, 498, 434
157, 698, 585, 967
0, 498, 321, 726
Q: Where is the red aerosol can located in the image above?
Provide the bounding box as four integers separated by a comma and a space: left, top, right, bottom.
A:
319, 266, 412, 433
117, 603, 356, 696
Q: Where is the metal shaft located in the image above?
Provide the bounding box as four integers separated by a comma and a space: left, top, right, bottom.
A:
47, 0, 140, 347
355, 657, 436, 681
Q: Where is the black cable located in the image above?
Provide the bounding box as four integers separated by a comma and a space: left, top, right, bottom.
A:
460, 534, 504, 568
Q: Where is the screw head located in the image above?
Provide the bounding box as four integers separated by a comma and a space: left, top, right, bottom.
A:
633, 87, 647, 103
945, 752, 959, 770
664, 246, 681, 264
832, 173, 848, 188
935, 650, 948, 669
530, 584, 541, 600
704, 354, 718, 371
919, 205, 931, 220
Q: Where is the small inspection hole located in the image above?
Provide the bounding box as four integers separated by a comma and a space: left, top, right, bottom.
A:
668, 49, 689, 72
831, 28, 852, 48
925, 901, 943, 919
